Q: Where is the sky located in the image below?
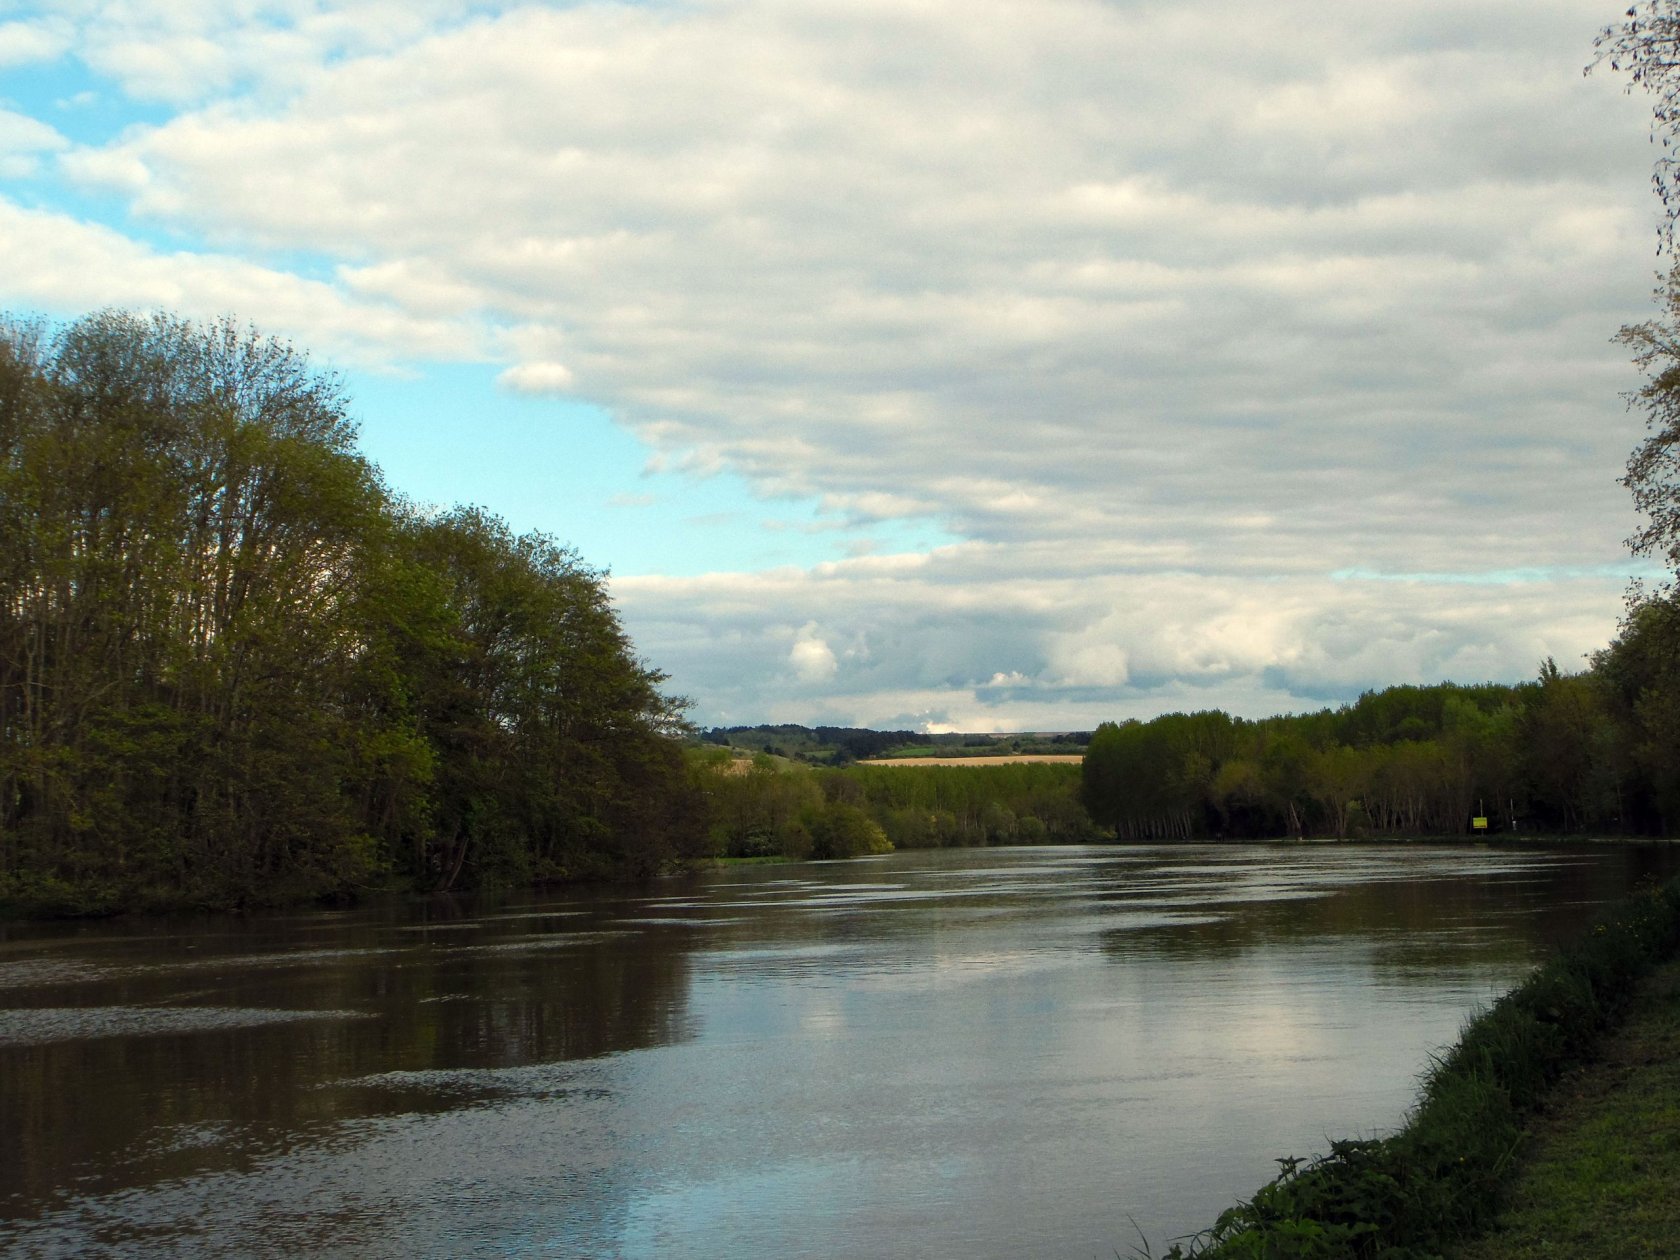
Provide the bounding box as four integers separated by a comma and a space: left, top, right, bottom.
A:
0, 0, 1670, 732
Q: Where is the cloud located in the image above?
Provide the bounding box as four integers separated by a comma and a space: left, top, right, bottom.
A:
0, 197, 485, 366
0, 108, 67, 177
788, 622, 839, 684
0, 18, 71, 68
0, 0, 1664, 725
613, 556, 1625, 728
496, 361, 575, 395
36, 0, 499, 105
68, 0, 1653, 571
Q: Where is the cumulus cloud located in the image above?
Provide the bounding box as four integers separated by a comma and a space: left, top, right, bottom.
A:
1, 0, 1664, 724
613, 555, 1626, 728
0, 109, 67, 178
33, 0, 499, 104
0, 18, 71, 67
496, 361, 575, 395
788, 622, 840, 684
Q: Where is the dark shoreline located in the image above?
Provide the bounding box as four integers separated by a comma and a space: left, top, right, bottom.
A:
5, 833, 1675, 924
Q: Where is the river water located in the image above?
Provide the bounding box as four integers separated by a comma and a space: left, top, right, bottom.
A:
1, 843, 1673, 1258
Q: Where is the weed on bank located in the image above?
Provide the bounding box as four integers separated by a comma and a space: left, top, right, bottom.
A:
1446, 959, 1680, 1258
1161, 875, 1680, 1260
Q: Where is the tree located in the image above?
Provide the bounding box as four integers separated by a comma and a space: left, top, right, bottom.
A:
1, 310, 699, 912
1593, 591, 1680, 832
397, 506, 700, 887
0, 311, 395, 905
1518, 659, 1621, 832
810, 803, 892, 859
1614, 269, 1680, 585
1593, 3, 1680, 250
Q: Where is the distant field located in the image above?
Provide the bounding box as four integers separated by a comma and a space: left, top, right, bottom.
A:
857, 754, 1085, 766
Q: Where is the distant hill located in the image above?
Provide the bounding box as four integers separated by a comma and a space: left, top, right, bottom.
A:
698, 725, 1090, 765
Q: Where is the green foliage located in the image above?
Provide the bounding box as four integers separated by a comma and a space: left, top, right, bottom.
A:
810, 802, 892, 859
691, 754, 823, 859
1164, 877, 1680, 1259
686, 754, 1092, 858
1451, 960, 1680, 1260
1078, 668, 1666, 842
701, 723, 934, 764
699, 723, 1088, 765
838, 761, 1097, 847
1593, 591, 1680, 834
0, 310, 697, 914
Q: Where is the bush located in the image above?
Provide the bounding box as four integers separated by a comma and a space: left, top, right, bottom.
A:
810, 803, 893, 859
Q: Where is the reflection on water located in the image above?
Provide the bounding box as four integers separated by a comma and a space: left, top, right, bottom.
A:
1, 843, 1673, 1257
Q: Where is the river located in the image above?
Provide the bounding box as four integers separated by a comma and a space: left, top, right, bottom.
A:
2, 842, 1673, 1258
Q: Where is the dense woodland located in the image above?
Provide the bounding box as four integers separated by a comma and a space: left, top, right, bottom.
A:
1079, 649, 1680, 842
0, 311, 704, 913
691, 752, 1097, 857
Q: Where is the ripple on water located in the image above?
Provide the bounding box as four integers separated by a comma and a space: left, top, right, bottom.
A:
0, 947, 407, 992
442, 930, 635, 954
330, 1062, 612, 1105
385, 922, 485, 932
0, 1006, 371, 1047
612, 917, 751, 928
0, 958, 123, 990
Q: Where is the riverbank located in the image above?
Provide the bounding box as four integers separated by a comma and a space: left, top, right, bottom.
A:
1163, 873, 1680, 1258
1445, 957, 1680, 1258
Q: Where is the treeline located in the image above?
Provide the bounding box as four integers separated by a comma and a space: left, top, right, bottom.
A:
1082, 617, 1680, 841
692, 752, 1098, 857
699, 723, 1090, 765
700, 724, 932, 765
0, 311, 703, 914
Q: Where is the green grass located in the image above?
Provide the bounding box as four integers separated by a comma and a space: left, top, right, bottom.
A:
1446, 959, 1680, 1259
1160, 875, 1680, 1260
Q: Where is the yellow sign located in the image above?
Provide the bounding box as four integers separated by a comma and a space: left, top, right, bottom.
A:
1472, 816, 1488, 831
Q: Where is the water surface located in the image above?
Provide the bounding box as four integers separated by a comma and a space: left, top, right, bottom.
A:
2, 843, 1671, 1257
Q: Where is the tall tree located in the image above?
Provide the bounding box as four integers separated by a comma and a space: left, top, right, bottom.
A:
2, 310, 698, 912
1595, 3, 1680, 249
1614, 269, 1680, 586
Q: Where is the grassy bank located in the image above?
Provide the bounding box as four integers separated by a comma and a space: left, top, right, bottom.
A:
1161, 874, 1680, 1259
1445, 958, 1680, 1258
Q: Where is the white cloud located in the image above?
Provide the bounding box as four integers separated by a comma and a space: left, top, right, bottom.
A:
0, 18, 71, 67
0, 197, 486, 367
496, 361, 575, 395
0, 108, 67, 177
613, 558, 1625, 729
0, 0, 1664, 725
788, 622, 840, 684
34, 0, 503, 104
